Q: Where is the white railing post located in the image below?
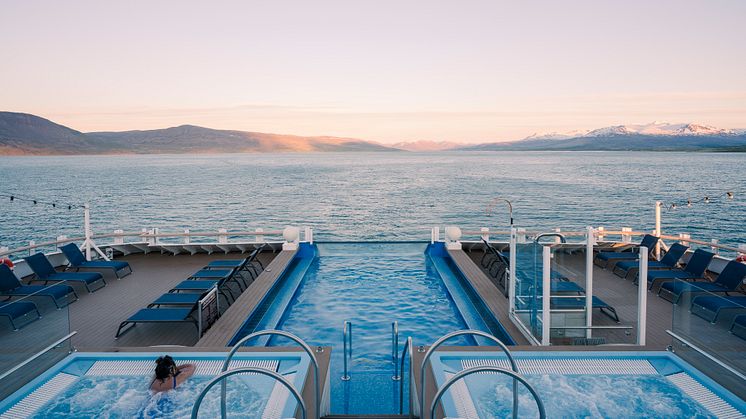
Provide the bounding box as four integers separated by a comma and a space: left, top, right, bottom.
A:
114, 230, 124, 245
153, 228, 160, 245
554, 228, 561, 244
56, 235, 67, 245
710, 239, 719, 255
83, 203, 92, 260
679, 233, 690, 247
144, 228, 153, 245
637, 247, 648, 346
509, 228, 517, 318
184, 229, 190, 245
597, 226, 605, 242
517, 228, 527, 244
431, 226, 440, 244
218, 229, 228, 244
654, 201, 662, 260
541, 246, 551, 346
480, 227, 489, 243
308, 227, 313, 244
621, 227, 632, 244
585, 226, 594, 339
28, 240, 35, 256
256, 228, 265, 243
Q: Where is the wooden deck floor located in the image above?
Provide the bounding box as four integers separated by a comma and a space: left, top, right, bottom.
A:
0, 251, 278, 353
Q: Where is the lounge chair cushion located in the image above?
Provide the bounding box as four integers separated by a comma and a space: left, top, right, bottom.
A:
126, 308, 194, 322
47, 272, 103, 284
691, 295, 746, 315
172, 280, 219, 290
189, 269, 233, 280
151, 293, 203, 306
60, 244, 130, 272
0, 301, 38, 319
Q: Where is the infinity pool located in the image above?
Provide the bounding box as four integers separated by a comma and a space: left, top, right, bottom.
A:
233, 242, 509, 415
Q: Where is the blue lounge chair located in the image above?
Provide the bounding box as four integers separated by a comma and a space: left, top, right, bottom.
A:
59, 243, 132, 279
116, 307, 197, 338
658, 260, 746, 304
24, 253, 106, 293
0, 300, 41, 330
612, 243, 689, 279
148, 292, 204, 307
644, 249, 715, 290
204, 245, 266, 279
594, 234, 659, 268
0, 264, 78, 309
731, 315, 746, 340
551, 296, 619, 322
691, 295, 746, 323
171, 275, 236, 302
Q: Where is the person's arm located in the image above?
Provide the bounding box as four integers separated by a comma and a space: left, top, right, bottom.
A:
174, 363, 196, 386
150, 377, 172, 392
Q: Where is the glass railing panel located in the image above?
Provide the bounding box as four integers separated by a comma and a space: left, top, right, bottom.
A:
670, 277, 746, 397
0, 281, 73, 399
512, 241, 545, 344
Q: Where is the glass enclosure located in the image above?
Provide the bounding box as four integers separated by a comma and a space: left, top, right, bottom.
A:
0, 281, 74, 399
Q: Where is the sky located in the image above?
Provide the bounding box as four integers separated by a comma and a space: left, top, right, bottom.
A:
1, 0, 745, 143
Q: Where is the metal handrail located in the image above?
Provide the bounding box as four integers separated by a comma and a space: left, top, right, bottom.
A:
399, 337, 413, 417
342, 321, 352, 381
429, 366, 546, 419
0, 331, 77, 382
535, 233, 567, 244
220, 330, 320, 419
191, 367, 306, 419
420, 330, 518, 419
392, 321, 400, 381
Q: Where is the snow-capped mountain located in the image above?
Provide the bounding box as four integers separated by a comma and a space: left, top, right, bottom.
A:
527, 122, 737, 140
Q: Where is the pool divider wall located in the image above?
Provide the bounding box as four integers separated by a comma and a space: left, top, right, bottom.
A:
426, 242, 516, 345
227, 243, 318, 347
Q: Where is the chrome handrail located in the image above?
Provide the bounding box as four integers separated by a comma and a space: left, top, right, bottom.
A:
220, 330, 320, 419
667, 330, 746, 382
192, 367, 306, 419
399, 337, 413, 418
392, 321, 400, 381
420, 330, 518, 419
430, 366, 545, 419
342, 320, 352, 381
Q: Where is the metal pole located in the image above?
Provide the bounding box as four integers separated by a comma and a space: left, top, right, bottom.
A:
84, 203, 92, 261
342, 321, 350, 381
541, 246, 551, 345
637, 247, 648, 346
509, 228, 517, 319
392, 321, 400, 380
585, 226, 594, 339
655, 201, 662, 260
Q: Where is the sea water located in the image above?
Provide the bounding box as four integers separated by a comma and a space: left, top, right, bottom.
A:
1, 151, 744, 250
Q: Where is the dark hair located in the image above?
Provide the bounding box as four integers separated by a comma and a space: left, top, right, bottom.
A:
154, 355, 176, 381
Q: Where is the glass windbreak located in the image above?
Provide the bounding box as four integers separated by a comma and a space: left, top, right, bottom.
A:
670, 277, 746, 399
512, 241, 545, 344
0, 279, 73, 399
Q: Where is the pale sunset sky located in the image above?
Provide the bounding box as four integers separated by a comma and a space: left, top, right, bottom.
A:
1, 0, 745, 143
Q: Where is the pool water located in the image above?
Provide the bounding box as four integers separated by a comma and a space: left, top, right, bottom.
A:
470, 374, 715, 418
270, 243, 479, 414
34, 375, 272, 419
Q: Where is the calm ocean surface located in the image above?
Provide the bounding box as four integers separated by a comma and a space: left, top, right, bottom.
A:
0, 152, 744, 253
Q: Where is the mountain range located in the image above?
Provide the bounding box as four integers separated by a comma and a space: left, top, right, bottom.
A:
1, 111, 745, 155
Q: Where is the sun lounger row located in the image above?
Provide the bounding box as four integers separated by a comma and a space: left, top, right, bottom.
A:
116, 246, 266, 338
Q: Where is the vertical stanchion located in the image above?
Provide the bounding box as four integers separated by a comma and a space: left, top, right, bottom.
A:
541, 246, 551, 345
509, 228, 517, 319
637, 247, 648, 346
585, 226, 594, 339
655, 201, 662, 260
84, 204, 92, 261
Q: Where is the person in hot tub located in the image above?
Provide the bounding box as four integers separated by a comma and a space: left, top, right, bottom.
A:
150, 355, 196, 392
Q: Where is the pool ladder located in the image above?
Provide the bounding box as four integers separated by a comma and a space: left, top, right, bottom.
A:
392, 321, 400, 381
341, 320, 352, 381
